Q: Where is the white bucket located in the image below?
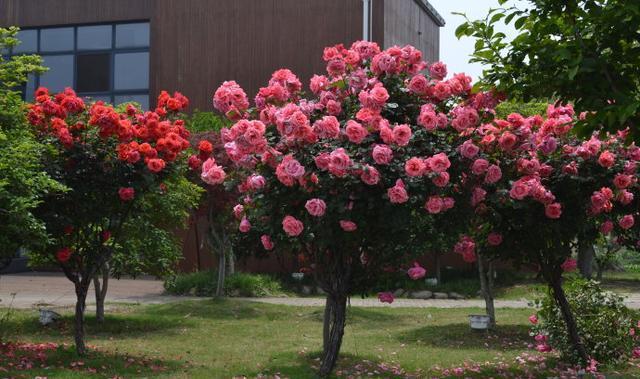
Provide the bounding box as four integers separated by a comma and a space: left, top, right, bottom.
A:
469, 314, 491, 330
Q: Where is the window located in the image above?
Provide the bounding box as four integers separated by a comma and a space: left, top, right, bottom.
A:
9, 22, 150, 109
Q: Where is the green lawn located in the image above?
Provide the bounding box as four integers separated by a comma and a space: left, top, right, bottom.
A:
2, 299, 639, 378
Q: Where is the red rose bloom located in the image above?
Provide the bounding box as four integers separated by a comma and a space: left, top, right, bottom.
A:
147, 158, 166, 173
118, 187, 135, 201
56, 247, 72, 263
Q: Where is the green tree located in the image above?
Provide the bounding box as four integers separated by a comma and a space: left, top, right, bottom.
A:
0, 27, 62, 269
455, 0, 640, 137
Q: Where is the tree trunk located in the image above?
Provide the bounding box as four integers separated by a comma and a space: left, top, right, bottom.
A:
216, 248, 226, 297
477, 253, 496, 327
93, 263, 109, 323
549, 274, 590, 364
319, 292, 347, 377
577, 242, 594, 279
74, 280, 90, 355
434, 252, 441, 284
596, 264, 604, 281
226, 244, 235, 276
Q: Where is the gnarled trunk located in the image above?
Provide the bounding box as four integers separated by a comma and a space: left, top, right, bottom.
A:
320, 291, 348, 377
549, 272, 589, 364
74, 280, 90, 355
577, 241, 594, 279
477, 253, 496, 327
93, 262, 109, 323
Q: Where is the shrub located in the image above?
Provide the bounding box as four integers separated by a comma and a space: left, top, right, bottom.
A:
164, 270, 217, 296
531, 278, 638, 366
164, 271, 282, 297
224, 273, 282, 297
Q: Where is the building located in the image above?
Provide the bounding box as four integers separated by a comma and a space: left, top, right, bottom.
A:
0, 0, 446, 273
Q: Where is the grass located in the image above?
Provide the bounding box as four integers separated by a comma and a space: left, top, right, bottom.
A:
2, 299, 639, 378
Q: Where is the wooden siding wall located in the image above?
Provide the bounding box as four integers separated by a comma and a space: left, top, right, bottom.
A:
382, 0, 439, 62
151, 0, 363, 112
0, 0, 152, 26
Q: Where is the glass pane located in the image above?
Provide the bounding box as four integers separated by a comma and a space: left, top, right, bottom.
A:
77, 25, 112, 50
12, 29, 37, 53
82, 95, 112, 104
115, 23, 149, 48
40, 55, 74, 92
76, 53, 110, 92
115, 94, 149, 110
25, 74, 36, 101
40, 27, 74, 52
114, 52, 148, 90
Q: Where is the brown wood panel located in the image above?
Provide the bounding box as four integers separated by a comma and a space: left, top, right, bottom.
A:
382, 0, 440, 62
150, 0, 363, 111
0, 0, 152, 27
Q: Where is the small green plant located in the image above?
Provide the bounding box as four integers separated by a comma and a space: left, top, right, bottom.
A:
532, 278, 638, 366
224, 273, 283, 297
164, 270, 218, 296
186, 111, 227, 134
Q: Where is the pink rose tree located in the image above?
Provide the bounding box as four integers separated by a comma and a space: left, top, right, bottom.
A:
457, 104, 640, 365
211, 41, 496, 376
27, 88, 192, 355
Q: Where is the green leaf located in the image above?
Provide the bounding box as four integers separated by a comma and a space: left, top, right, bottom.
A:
514, 15, 528, 29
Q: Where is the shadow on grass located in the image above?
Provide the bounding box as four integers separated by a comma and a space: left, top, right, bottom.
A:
2, 342, 185, 378
240, 350, 417, 379
396, 323, 530, 351
1, 311, 192, 341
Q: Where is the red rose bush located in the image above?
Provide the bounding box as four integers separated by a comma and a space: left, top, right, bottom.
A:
27, 88, 192, 355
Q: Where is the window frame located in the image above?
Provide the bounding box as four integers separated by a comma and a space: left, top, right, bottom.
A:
9, 20, 150, 107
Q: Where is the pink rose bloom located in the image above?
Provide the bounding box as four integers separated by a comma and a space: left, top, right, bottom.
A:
201, 158, 227, 185
372, 144, 393, 165
484, 164, 502, 184
454, 236, 476, 263
600, 220, 614, 234
360, 165, 380, 185
443, 197, 455, 210
633, 347, 640, 359
425, 196, 444, 214
561, 258, 577, 272
509, 181, 530, 200
233, 204, 244, 219
212, 80, 249, 115
619, 214, 635, 230
369, 85, 390, 107
459, 140, 480, 159
613, 174, 632, 189
392, 124, 412, 146
309, 74, 329, 94
339, 220, 357, 232
260, 235, 274, 250
405, 157, 427, 177
545, 202, 562, 219
314, 152, 331, 170
313, 116, 340, 139
326, 100, 342, 116
378, 291, 395, 304
536, 344, 552, 353
328, 148, 351, 176
345, 120, 369, 144
379, 123, 395, 144
305, 198, 327, 217
417, 105, 438, 131
471, 159, 489, 175
388, 179, 409, 204
471, 187, 487, 207
618, 190, 634, 205
248, 175, 266, 190
487, 232, 503, 246
598, 150, 616, 168
239, 217, 251, 233
407, 262, 426, 280
427, 152, 451, 173
432, 172, 450, 187
429, 61, 447, 80
529, 314, 538, 324
498, 132, 517, 150
408, 74, 429, 95
282, 215, 304, 237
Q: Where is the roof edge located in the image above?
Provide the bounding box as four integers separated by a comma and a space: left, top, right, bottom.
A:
413, 0, 446, 27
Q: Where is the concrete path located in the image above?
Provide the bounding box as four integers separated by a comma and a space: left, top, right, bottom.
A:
3, 272, 640, 310
0, 272, 201, 310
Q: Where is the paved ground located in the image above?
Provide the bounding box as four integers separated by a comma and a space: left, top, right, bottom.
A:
0, 272, 201, 310
3, 272, 640, 310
